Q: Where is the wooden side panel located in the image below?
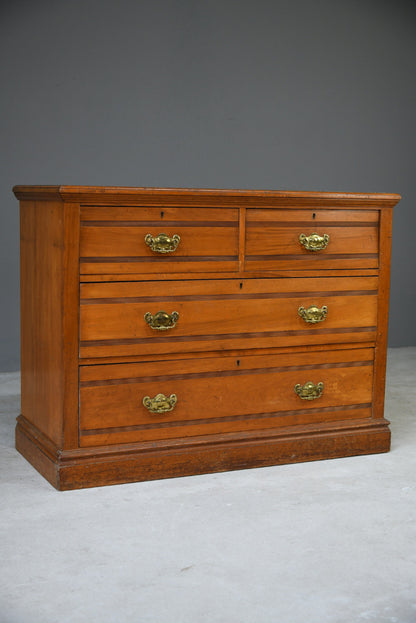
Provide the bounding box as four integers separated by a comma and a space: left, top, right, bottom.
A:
373, 207, 394, 419
19, 200, 79, 447
62, 203, 81, 449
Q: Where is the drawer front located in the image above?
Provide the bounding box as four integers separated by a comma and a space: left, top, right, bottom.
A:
80, 206, 239, 275
80, 276, 378, 358
245, 209, 379, 270
79, 348, 375, 446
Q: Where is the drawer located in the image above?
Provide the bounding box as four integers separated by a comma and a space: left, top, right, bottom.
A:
245, 209, 379, 270
79, 348, 375, 446
80, 206, 239, 275
80, 276, 378, 358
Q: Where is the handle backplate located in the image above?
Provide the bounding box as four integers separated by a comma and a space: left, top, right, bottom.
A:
144, 310, 179, 330
294, 381, 324, 400
143, 393, 177, 414
145, 232, 180, 254
298, 305, 328, 324
299, 232, 329, 251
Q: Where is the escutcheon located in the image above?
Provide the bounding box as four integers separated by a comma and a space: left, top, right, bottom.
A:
145, 232, 181, 253
294, 381, 324, 400
299, 232, 330, 251
143, 393, 177, 414
298, 305, 328, 323
144, 310, 179, 330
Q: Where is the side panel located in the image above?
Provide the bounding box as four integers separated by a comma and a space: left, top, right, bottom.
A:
19, 200, 80, 447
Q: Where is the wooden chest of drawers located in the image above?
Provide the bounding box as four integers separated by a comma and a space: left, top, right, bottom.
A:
14, 186, 400, 490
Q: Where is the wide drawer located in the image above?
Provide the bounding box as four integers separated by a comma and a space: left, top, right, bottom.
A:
80, 276, 378, 358
80, 205, 239, 275
79, 348, 375, 446
245, 208, 379, 271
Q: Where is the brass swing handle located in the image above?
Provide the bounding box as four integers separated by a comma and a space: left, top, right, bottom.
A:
143, 393, 177, 414
294, 381, 324, 400
299, 232, 329, 251
144, 310, 179, 330
298, 305, 328, 324
145, 232, 181, 253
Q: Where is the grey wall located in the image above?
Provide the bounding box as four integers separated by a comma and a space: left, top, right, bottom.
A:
1, 0, 415, 370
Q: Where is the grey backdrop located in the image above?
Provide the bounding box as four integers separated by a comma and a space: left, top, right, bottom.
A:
1, 0, 415, 371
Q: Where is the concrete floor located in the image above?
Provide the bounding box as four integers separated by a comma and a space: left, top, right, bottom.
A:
0, 348, 415, 623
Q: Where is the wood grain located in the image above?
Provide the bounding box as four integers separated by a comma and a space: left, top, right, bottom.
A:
79, 348, 374, 445
19, 200, 79, 447
373, 207, 394, 419
80, 277, 378, 358
246, 225, 378, 255
15, 186, 400, 489
13, 185, 401, 208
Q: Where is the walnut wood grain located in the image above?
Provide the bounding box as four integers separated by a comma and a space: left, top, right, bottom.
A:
19, 200, 79, 448
15, 186, 400, 489
80, 363, 374, 440
80, 292, 377, 359
79, 348, 374, 444
16, 415, 391, 490
246, 225, 378, 256
13, 185, 401, 208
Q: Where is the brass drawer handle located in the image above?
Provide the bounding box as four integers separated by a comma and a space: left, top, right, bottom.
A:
299, 232, 329, 251
298, 305, 328, 324
294, 381, 324, 400
145, 232, 181, 253
143, 393, 177, 414
144, 310, 179, 330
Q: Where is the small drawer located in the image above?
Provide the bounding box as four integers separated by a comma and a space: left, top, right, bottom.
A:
80, 276, 378, 358
80, 205, 239, 275
245, 209, 379, 271
79, 348, 375, 446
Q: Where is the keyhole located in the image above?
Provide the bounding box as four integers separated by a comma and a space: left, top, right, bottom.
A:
312, 213, 316, 219
161, 211, 164, 218
236, 360, 240, 366
240, 282, 243, 289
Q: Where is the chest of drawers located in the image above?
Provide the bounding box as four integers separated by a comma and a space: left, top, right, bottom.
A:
14, 186, 401, 490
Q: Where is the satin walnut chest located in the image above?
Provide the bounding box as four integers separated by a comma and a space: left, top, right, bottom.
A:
14, 186, 400, 489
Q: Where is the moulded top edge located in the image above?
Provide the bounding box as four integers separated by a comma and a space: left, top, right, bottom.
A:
12, 185, 401, 207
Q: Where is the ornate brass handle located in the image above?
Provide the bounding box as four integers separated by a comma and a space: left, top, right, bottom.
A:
143, 393, 177, 414
294, 381, 324, 400
299, 232, 330, 251
298, 305, 328, 324
144, 310, 179, 330
145, 232, 181, 253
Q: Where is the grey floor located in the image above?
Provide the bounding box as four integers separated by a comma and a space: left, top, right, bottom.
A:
1, 348, 415, 623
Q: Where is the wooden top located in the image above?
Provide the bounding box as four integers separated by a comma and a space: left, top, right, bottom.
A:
13, 185, 401, 208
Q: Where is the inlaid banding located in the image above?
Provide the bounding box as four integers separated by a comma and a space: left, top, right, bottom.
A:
80, 327, 377, 348
80, 360, 374, 388
80, 403, 373, 435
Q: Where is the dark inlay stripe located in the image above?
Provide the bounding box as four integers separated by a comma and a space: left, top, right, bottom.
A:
80, 360, 373, 387
80, 327, 377, 348
247, 221, 378, 228
246, 253, 378, 261
80, 255, 238, 263
81, 220, 237, 227
80, 403, 373, 435
80, 290, 378, 305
